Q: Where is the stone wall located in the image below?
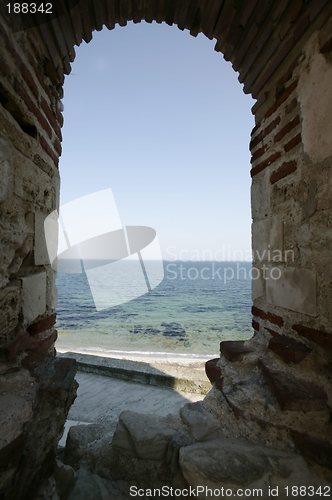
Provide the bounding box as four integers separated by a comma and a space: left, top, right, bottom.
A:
251, 26, 332, 345
0, 10, 76, 500
0, 0, 331, 497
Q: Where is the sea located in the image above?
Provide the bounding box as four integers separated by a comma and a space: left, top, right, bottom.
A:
56, 261, 253, 357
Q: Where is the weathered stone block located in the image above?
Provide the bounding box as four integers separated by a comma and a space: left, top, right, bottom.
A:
111, 411, 183, 461
252, 215, 284, 263
34, 211, 51, 265
251, 270, 265, 300
270, 216, 284, 256
0, 369, 36, 450
21, 272, 46, 324
110, 410, 191, 486
220, 362, 278, 420
13, 154, 55, 211
0, 286, 20, 346
0, 200, 30, 288
46, 268, 57, 311
252, 319, 260, 332
180, 402, 221, 442
298, 35, 332, 162
270, 160, 297, 185
266, 266, 317, 316
251, 169, 270, 220
260, 362, 327, 411
65, 423, 114, 469
252, 219, 269, 259
179, 438, 319, 492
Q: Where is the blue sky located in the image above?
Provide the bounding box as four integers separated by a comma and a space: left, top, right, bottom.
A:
60, 22, 255, 261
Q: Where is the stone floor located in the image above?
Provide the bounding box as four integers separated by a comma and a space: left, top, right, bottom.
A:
59, 371, 203, 447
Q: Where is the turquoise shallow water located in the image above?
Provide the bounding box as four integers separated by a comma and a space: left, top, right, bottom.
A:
56, 261, 253, 356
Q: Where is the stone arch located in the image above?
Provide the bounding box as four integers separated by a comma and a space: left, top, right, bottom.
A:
0, 1, 332, 497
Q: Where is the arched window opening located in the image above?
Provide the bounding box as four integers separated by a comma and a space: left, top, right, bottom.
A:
56, 22, 255, 360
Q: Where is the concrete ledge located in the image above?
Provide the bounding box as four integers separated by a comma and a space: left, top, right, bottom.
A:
58, 352, 210, 395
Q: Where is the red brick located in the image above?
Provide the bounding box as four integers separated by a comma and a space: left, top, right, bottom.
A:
21, 331, 57, 368
250, 132, 263, 150
292, 324, 332, 351
250, 151, 281, 177
252, 306, 284, 327
40, 135, 59, 166
265, 80, 298, 118
34, 109, 52, 140
41, 96, 63, 141
250, 117, 281, 150
0, 80, 37, 138
264, 116, 282, 136
205, 358, 222, 384
53, 136, 62, 156
35, 71, 58, 105
28, 314, 56, 335
275, 56, 301, 92
285, 98, 298, 114
17, 85, 52, 139
32, 330, 57, 352
252, 319, 260, 332
40, 96, 57, 130
268, 334, 311, 364
53, 121, 63, 141
274, 115, 300, 142
250, 145, 267, 162
20, 64, 40, 101
284, 133, 301, 152
6, 329, 57, 362
270, 160, 297, 184
0, 28, 41, 102
251, 122, 261, 135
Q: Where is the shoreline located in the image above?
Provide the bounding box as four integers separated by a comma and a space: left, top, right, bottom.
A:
56, 346, 216, 366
